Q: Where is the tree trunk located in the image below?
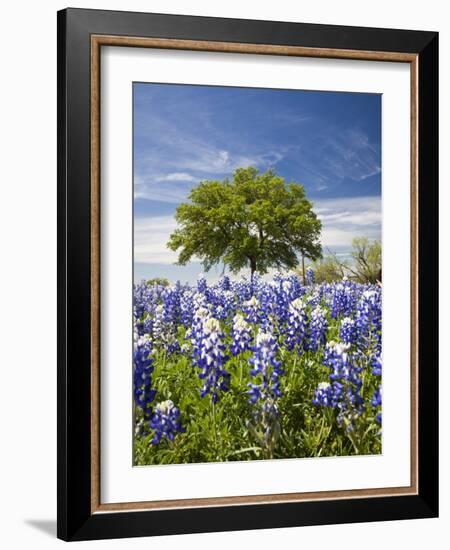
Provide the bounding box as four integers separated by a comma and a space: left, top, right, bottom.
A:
250, 258, 257, 286
301, 253, 306, 285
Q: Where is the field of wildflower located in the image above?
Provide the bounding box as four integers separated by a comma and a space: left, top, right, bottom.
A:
133, 270, 382, 465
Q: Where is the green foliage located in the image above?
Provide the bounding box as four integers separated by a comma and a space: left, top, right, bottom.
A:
146, 277, 170, 287
311, 238, 382, 284
167, 167, 322, 277
311, 256, 346, 283
350, 237, 381, 284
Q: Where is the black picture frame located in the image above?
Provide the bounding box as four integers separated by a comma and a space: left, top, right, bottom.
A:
57, 7, 438, 541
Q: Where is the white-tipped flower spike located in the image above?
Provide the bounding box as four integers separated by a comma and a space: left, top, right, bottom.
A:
244, 296, 259, 308
285, 298, 308, 353
243, 295, 260, 324
157, 399, 174, 415
193, 317, 230, 404
248, 328, 284, 456
282, 280, 292, 293
315, 340, 365, 432
230, 313, 253, 356
309, 305, 328, 351
340, 317, 357, 345
150, 400, 184, 444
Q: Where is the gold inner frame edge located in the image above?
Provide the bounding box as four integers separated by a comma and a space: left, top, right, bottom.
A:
90, 35, 419, 514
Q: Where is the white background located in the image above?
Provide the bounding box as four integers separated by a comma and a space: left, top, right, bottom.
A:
102, 47, 411, 503
0, 0, 447, 548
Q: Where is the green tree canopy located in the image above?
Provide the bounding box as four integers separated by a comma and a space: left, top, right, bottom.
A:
167, 167, 322, 279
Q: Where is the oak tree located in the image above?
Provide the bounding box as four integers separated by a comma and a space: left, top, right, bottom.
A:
167, 167, 322, 281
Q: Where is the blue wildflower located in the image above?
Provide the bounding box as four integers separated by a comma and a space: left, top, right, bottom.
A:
372, 353, 382, 376
152, 304, 179, 354
306, 267, 315, 285
243, 295, 260, 324
340, 317, 358, 345
285, 298, 307, 353
330, 280, 357, 319
149, 400, 185, 444
230, 313, 252, 355
309, 305, 328, 351
356, 288, 382, 349
133, 335, 157, 419
248, 330, 283, 404
197, 273, 207, 293
372, 385, 382, 425
196, 317, 230, 403
247, 329, 284, 456
314, 341, 365, 432
313, 381, 343, 408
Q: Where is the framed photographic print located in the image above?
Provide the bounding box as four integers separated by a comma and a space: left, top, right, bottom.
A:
57, 8, 438, 541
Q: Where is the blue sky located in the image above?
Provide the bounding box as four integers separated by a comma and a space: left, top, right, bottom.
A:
134, 83, 381, 283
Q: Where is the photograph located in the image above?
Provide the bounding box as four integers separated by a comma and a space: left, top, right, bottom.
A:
132, 82, 383, 465
53, 5, 439, 542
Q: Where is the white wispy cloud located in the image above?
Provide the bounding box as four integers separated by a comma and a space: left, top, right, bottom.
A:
313, 196, 381, 250
134, 104, 287, 203
134, 184, 190, 204
135, 147, 287, 204
134, 216, 178, 264
155, 172, 197, 182
291, 127, 381, 192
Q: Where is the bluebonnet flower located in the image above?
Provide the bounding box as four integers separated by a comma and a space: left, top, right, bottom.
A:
271, 272, 304, 323
196, 317, 230, 403
161, 283, 182, 326
340, 317, 358, 345
133, 280, 154, 319
309, 305, 328, 351
371, 385, 382, 425
190, 306, 210, 368
283, 271, 304, 297
230, 313, 252, 355
313, 381, 343, 408
133, 280, 159, 336
142, 314, 153, 336
306, 267, 315, 285
179, 289, 196, 327
260, 312, 276, 334
218, 275, 231, 291
193, 291, 209, 311
133, 334, 156, 420
197, 273, 207, 293
312, 381, 332, 406
314, 341, 365, 432
356, 288, 382, 349
243, 295, 260, 324
330, 280, 357, 319
214, 290, 236, 320
248, 330, 283, 404
152, 304, 179, 354
234, 279, 252, 305
247, 330, 284, 456
306, 289, 321, 309
323, 342, 358, 385
372, 353, 382, 376
285, 298, 308, 353
134, 309, 145, 338
149, 400, 185, 444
